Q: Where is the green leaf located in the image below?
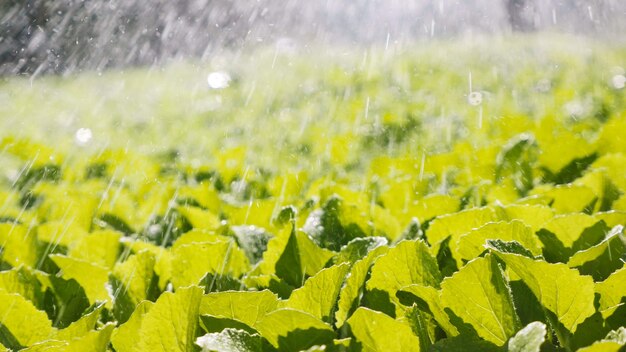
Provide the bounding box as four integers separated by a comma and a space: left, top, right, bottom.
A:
404, 304, 439, 351
507, 322, 546, 352
110, 301, 153, 352
429, 335, 501, 352
196, 329, 262, 352
455, 221, 541, 264
23, 323, 115, 352
0, 266, 45, 308
171, 240, 249, 288
335, 246, 389, 328
492, 252, 595, 334
295, 231, 335, 277
366, 240, 441, 315
0, 292, 53, 350
53, 304, 105, 341
596, 265, 626, 320
114, 286, 203, 352
0, 223, 38, 268
426, 207, 497, 253
230, 225, 271, 264
110, 250, 159, 323
67, 229, 122, 268
498, 204, 555, 233
346, 307, 420, 352
396, 284, 459, 337
199, 290, 279, 329
35, 273, 91, 328
568, 225, 625, 281
255, 308, 335, 351
177, 205, 222, 231
282, 263, 350, 323
50, 254, 110, 305
275, 227, 304, 287
335, 236, 388, 264
440, 255, 520, 345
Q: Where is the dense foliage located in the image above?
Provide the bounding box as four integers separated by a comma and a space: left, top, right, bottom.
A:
0, 38, 626, 351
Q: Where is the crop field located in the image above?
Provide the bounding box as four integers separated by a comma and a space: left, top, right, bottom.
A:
1, 36, 626, 351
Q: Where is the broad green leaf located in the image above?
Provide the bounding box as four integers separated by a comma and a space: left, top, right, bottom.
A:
177, 206, 222, 231
67, 230, 122, 268
335, 236, 388, 264
196, 329, 262, 352
429, 335, 501, 352
404, 304, 438, 351
34, 272, 90, 328
529, 184, 596, 214
396, 284, 459, 337
507, 322, 547, 352
123, 239, 172, 290
282, 263, 350, 322
171, 241, 249, 288
0, 266, 44, 308
568, 225, 625, 281
499, 204, 555, 233
426, 207, 497, 252
335, 246, 389, 328
0, 292, 53, 349
455, 220, 541, 264
23, 323, 115, 352
50, 254, 110, 305
53, 304, 105, 341
540, 213, 599, 249
36, 221, 87, 251
577, 327, 626, 352
346, 307, 419, 352
110, 301, 153, 352
199, 290, 279, 329
230, 225, 271, 264
255, 308, 334, 351
440, 255, 520, 345
493, 252, 595, 333
134, 286, 203, 352
111, 250, 159, 323
296, 231, 335, 277
255, 226, 303, 287
367, 240, 441, 313
0, 223, 38, 268
596, 265, 626, 319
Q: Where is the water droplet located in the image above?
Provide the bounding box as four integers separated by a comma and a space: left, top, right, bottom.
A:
468, 91, 482, 106
535, 79, 552, 93
207, 71, 231, 89
611, 75, 626, 90
75, 128, 92, 146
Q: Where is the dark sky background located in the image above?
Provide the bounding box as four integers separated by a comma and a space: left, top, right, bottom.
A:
1, 0, 625, 75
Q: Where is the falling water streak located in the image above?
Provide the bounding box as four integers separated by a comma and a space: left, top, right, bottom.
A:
419, 152, 426, 181
385, 32, 391, 52
97, 167, 120, 212
552, 8, 557, 25
364, 97, 370, 120
159, 189, 179, 248
587, 6, 593, 21
430, 19, 436, 37
107, 177, 126, 211
243, 198, 254, 226
209, 241, 235, 292
244, 81, 257, 107
468, 71, 473, 94
11, 153, 38, 188
0, 300, 18, 328
36, 205, 75, 270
